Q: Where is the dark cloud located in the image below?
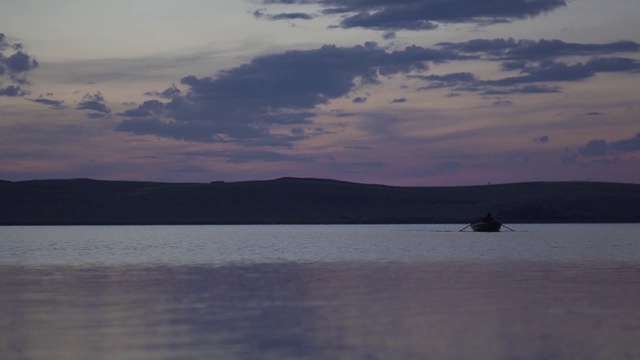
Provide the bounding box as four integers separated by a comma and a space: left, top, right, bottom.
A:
485, 58, 640, 87
30, 98, 65, 109
414, 72, 476, 89
5, 51, 39, 73
86, 113, 108, 119
501, 60, 528, 71
117, 43, 468, 144
437, 38, 640, 61
77, 92, 111, 117
578, 139, 609, 157
117, 117, 232, 143
77, 100, 111, 113
352, 96, 367, 103
84, 91, 104, 102
382, 31, 396, 40
414, 39, 640, 97
572, 133, 640, 161
610, 133, 640, 153
0, 85, 27, 97
118, 100, 165, 117
112, 36, 638, 146
333, 112, 356, 118
516, 84, 562, 93
254, 9, 313, 21
262, 0, 567, 31
0, 33, 38, 90
390, 98, 407, 103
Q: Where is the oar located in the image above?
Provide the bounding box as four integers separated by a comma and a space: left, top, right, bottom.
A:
501, 223, 516, 232
459, 219, 482, 232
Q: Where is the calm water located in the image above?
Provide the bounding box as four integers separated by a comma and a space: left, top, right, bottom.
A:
1, 224, 639, 359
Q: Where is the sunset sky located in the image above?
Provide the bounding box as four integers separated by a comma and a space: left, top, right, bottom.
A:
1, 0, 639, 186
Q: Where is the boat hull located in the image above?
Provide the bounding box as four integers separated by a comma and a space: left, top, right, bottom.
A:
471, 221, 502, 232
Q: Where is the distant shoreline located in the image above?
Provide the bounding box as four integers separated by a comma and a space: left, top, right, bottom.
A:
2, 178, 639, 225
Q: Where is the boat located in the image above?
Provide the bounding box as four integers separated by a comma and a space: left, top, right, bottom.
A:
461, 212, 511, 232
471, 221, 502, 232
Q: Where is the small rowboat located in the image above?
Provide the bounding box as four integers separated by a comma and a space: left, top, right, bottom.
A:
471, 221, 502, 232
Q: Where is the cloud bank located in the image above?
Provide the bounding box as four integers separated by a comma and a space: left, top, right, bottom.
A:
115, 37, 640, 152
418, 39, 640, 95
117, 43, 468, 145
261, 0, 567, 30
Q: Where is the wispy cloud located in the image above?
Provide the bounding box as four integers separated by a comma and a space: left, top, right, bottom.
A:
29, 98, 66, 110
254, 9, 314, 21
414, 39, 640, 96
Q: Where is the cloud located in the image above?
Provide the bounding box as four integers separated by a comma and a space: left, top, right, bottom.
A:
382, 32, 396, 40
414, 72, 476, 89
4, 51, 39, 73
117, 43, 468, 145
437, 38, 640, 61
576, 133, 640, 158
0, 85, 28, 97
413, 39, 640, 96
261, 0, 567, 31
76, 92, 111, 118
578, 139, 609, 157
118, 99, 165, 117
610, 133, 640, 153
493, 99, 513, 107
481, 84, 562, 94
77, 100, 111, 113
30, 98, 66, 109
0, 33, 39, 91
110, 36, 638, 149
484, 58, 640, 87
254, 9, 314, 21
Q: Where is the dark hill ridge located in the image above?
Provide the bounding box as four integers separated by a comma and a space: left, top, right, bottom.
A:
1, 177, 639, 225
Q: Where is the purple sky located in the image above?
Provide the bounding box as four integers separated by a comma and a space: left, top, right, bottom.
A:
1, 0, 639, 185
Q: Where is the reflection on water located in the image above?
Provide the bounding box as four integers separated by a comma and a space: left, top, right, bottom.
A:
2, 261, 639, 359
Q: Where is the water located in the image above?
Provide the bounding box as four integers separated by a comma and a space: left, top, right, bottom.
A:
1, 224, 639, 359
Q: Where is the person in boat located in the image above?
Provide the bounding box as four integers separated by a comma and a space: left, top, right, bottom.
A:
481, 212, 493, 223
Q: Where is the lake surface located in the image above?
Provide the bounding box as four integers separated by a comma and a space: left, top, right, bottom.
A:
1, 224, 639, 359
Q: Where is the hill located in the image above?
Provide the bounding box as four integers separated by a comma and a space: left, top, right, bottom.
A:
1, 178, 639, 225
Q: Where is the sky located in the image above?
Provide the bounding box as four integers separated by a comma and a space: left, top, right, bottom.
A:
1, 0, 639, 186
